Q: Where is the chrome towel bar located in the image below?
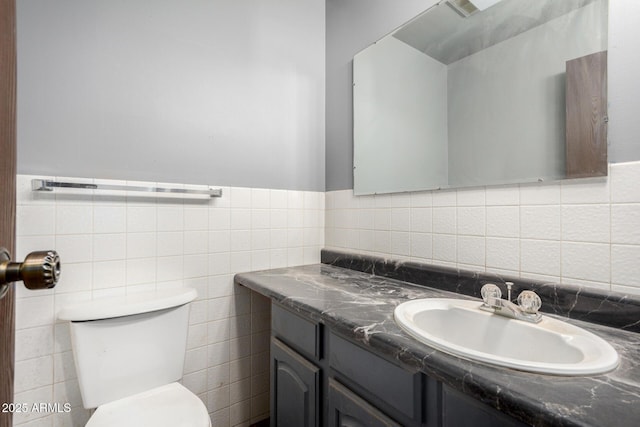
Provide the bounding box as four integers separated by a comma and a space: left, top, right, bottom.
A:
31, 179, 222, 198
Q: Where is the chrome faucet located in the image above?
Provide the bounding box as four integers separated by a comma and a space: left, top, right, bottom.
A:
480, 282, 542, 323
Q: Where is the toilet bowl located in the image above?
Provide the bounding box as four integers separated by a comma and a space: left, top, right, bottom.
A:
58, 288, 211, 427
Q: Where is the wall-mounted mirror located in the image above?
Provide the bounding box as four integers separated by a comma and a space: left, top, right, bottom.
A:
353, 0, 608, 195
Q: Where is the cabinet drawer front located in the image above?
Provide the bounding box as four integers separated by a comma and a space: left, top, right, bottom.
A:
272, 303, 320, 360
329, 333, 422, 421
443, 386, 528, 427
328, 378, 401, 427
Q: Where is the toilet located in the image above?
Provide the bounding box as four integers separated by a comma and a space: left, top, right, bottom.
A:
58, 288, 211, 427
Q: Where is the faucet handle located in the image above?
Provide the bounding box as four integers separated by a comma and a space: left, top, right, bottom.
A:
517, 291, 542, 314
481, 284, 502, 305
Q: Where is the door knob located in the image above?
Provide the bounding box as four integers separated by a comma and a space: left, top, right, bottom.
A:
0, 247, 61, 299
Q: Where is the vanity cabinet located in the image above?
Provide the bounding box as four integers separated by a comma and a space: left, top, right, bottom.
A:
270, 302, 528, 427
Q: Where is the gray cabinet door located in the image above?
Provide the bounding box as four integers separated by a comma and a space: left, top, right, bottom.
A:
271, 337, 320, 427
327, 378, 401, 427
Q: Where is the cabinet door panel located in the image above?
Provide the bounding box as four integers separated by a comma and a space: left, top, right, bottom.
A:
271, 337, 320, 427
328, 378, 401, 427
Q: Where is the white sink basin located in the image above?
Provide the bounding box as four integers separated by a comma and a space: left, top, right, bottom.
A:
394, 298, 619, 376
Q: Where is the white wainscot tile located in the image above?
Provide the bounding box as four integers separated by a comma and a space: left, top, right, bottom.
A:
519, 182, 561, 205
56, 234, 93, 263
184, 347, 208, 374
183, 371, 208, 395
92, 260, 126, 290
157, 206, 184, 232
486, 206, 519, 238
611, 204, 640, 244
390, 232, 411, 257
410, 191, 432, 208
561, 177, 609, 204
251, 210, 270, 229
432, 234, 456, 263
209, 341, 231, 367
390, 193, 411, 208
125, 258, 157, 285
485, 185, 519, 206
373, 209, 390, 230
13, 386, 53, 425
611, 245, 640, 288
93, 205, 126, 234
184, 254, 208, 279
184, 207, 208, 231
126, 206, 156, 233
230, 209, 251, 230
561, 205, 610, 243
410, 233, 432, 260
561, 242, 610, 283
16, 235, 56, 260
15, 356, 53, 393
457, 236, 485, 266
55, 262, 92, 294
457, 207, 485, 236
157, 256, 183, 281
157, 231, 184, 257
207, 274, 235, 298
187, 323, 208, 350
55, 205, 92, 235
432, 190, 456, 207
457, 187, 485, 206
209, 230, 231, 253
184, 231, 208, 255
231, 187, 252, 208
230, 378, 251, 405
486, 238, 520, 271
390, 208, 411, 232
373, 231, 391, 254
126, 232, 156, 259
209, 318, 232, 343
209, 208, 231, 231
92, 233, 126, 261
270, 248, 288, 269
520, 240, 561, 277
16, 295, 54, 330
251, 250, 270, 270
611, 161, 640, 203
15, 326, 54, 362
208, 363, 231, 392
230, 400, 252, 426
432, 207, 455, 234
230, 357, 251, 384
270, 189, 287, 209
520, 206, 561, 240
53, 350, 77, 383
17, 205, 56, 236
251, 230, 270, 250
411, 208, 433, 233
230, 251, 251, 274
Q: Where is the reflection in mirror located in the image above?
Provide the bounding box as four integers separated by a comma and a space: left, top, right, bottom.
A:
353, 0, 608, 195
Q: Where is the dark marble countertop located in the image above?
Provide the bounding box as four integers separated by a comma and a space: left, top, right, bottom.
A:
235, 263, 640, 427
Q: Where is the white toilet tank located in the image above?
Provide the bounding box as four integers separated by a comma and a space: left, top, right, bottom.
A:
58, 288, 197, 409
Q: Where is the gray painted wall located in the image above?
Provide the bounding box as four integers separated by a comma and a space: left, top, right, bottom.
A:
325, 0, 437, 192
327, 0, 640, 192
17, 0, 325, 191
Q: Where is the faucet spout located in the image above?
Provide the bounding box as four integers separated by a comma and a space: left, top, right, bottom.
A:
480, 284, 542, 323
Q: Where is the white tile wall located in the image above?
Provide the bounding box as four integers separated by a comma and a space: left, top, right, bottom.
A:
326, 161, 640, 295
14, 175, 324, 427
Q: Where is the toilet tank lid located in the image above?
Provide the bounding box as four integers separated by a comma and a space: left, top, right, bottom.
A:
57, 288, 197, 321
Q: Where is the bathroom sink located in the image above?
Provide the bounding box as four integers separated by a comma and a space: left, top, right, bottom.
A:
394, 298, 619, 375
